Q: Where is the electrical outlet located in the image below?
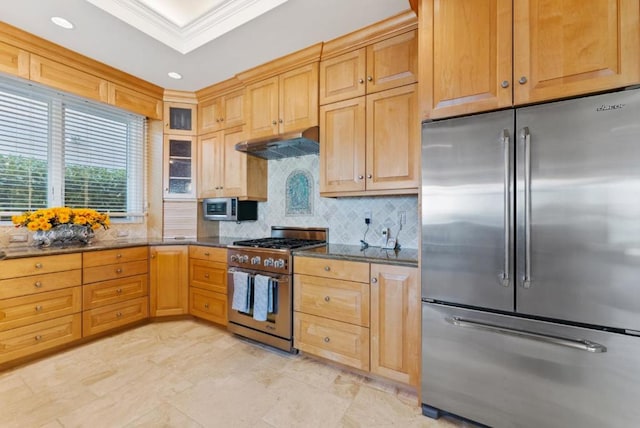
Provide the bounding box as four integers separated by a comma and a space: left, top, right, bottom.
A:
398, 211, 406, 225
364, 210, 372, 224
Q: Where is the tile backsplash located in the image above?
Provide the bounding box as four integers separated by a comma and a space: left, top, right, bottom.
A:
219, 155, 419, 249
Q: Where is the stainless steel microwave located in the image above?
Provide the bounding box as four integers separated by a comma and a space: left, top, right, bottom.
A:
202, 198, 258, 221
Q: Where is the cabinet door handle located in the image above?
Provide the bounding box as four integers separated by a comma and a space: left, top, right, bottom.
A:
367, 76, 373, 82
219, 117, 224, 122
324, 296, 331, 302
367, 174, 372, 179
501, 80, 510, 88
278, 118, 283, 124
518, 76, 528, 85
204, 252, 210, 256
358, 78, 364, 84
272, 120, 277, 125
151, 254, 156, 259
204, 303, 210, 309
204, 273, 210, 279
371, 277, 378, 284
358, 175, 364, 180
324, 336, 331, 343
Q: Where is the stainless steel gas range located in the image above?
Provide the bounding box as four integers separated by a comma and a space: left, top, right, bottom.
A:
227, 226, 327, 352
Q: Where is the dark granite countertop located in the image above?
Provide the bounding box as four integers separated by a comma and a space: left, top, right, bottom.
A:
293, 244, 418, 268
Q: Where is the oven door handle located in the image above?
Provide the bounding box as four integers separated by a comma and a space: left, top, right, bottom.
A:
228, 268, 289, 283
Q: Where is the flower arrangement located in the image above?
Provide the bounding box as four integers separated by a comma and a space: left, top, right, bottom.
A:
12, 207, 110, 231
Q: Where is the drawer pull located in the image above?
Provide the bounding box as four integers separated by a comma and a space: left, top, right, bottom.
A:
34, 335, 42, 341
324, 266, 331, 272
34, 281, 43, 288
35, 263, 43, 269
204, 273, 210, 279
323, 336, 331, 343
204, 303, 210, 309
116, 253, 122, 259
115, 268, 123, 274
204, 252, 210, 256
35, 305, 43, 312
324, 296, 330, 302
116, 288, 123, 294
116, 311, 123, 317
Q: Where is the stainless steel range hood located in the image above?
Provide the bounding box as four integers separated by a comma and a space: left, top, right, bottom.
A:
235, 126, 319, 160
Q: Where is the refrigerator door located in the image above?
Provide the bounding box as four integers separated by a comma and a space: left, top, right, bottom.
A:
516, 88, 640, 330
422, 302, 640, 428
422, 110, 514, 311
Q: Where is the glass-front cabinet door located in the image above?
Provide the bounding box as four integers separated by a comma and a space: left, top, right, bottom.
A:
163, 136, 195, 199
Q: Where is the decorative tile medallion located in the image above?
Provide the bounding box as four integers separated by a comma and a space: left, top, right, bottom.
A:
286, 169, 313, 216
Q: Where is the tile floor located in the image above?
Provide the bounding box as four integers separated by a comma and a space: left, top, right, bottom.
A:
0, 320, 474, 427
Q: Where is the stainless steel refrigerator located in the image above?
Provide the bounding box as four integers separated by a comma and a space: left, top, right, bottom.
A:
421, 87, 640, 428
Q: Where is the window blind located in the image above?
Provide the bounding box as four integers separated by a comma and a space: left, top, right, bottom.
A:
0, 75, 146, 221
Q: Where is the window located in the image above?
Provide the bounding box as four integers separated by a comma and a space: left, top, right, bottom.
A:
0, 76, 145, 222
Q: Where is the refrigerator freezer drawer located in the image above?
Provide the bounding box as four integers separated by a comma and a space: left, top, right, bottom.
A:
422, 302, 640, 428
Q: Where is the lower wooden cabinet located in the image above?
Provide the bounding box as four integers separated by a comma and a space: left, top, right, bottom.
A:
189, 287, 227, 326
83, 274, 148, 310
0, 287, 81, 332
150, 246, 189, 317
82, 297, 149, 336
0, 314, 81, 364
294, 312, 370, 371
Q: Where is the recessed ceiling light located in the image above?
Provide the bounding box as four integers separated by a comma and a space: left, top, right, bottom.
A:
168, 72, 183, 80
51, 16, 74, 30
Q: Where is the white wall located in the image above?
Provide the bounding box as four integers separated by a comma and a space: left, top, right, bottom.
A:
218, 155, 419, 249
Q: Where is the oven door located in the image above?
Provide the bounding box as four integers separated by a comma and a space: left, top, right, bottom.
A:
227, 268, 291, 340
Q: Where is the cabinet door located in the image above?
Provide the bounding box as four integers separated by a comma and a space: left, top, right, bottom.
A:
223, 89, 245, 128
366, 84, 419, 191
370, 264, 420, 386
246, 76, 279, 138
149, 246, 188, 317
0, 41, 29, 79
319, 97, 366, 194
163, 103, 197, 135
163, 136, 195, 199
220, 126, 247, 197
513, 0, 640, 104
198, 97, 224, 134
319, 48, 366, 104
108, 83, 162, 120
366, 30, 418, 94
197, 131, 223, 198
279, 63, 319, 132
420, 0, 513, 119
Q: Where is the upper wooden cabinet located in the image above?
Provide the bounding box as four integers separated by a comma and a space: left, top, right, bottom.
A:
419, 0, 640, 119
164, 102, 197, 135
198, 126, 267, 201
320, 30, 418, 105
0, 41, 29, 79
163, 135, 196, 199
199, 89, 245, 133
320, 84, 419, 197
109, 83, 162, 120
246, 63, 319, 139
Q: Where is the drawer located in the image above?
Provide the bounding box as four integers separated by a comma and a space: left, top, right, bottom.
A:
189, 259, 227, 294
82, 296, 149, 337
189, 246, 227, 262
0, 287, 81, 331
83, 260, 148, 284
294, 274, 369, 326
189, 288, 227, 326
0, 253, 82, 280
0, 314, 81, 365
294, 312, 369, 371
294, 257, 369, 283
83, 274, 148, 310
83, 246, 148, 268
0, 269, 82, 299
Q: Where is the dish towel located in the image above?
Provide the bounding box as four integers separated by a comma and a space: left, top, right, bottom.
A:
231, 271, 250, 313
253, 274, 271, 321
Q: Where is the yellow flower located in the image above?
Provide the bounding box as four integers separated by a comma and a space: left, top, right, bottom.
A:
73, 216, 87, 225
27, 221, 39, 231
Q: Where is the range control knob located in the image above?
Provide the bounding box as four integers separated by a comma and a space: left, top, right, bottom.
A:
274, 258, 286, 269
239, 255, 249, 263
230, 254, 239, 262
264, 258, 274, 267
251, 256, 261, 265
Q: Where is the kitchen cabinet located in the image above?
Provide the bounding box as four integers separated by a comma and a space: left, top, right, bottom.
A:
419, 0, 640, 119
188, 246, 228, 325
82, 247, 149, 336
198, 126, 267, 200
163, 102, 197, 135
163, 201, 197, 240
0, 40, 29, 79
370, 264, 420, 387
319, 30, 417, 104
199, 89, 245, 133
245, 63, 319, 139
108, 83, 162, 120
0, 253, 82, 365
163, 135, 196, 199
293, 256, 420, 388
149, 245, 189, 317
320, 84, 419, 196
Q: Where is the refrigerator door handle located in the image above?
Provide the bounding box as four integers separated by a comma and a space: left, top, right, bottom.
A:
501, 129, 511, 287
521, 126, 532, 289
446, 317, 607, 353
